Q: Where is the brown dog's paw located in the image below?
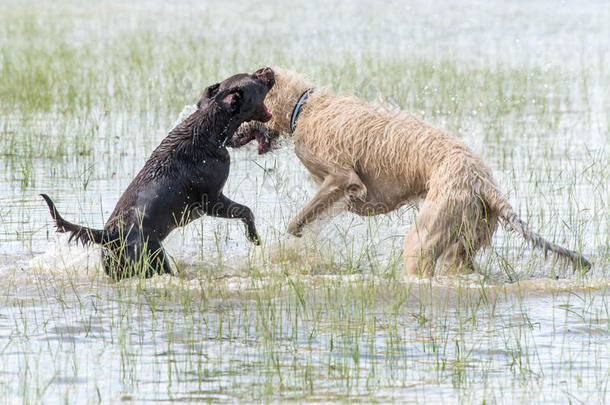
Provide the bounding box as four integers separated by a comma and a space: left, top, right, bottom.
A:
229, 122, 280, 154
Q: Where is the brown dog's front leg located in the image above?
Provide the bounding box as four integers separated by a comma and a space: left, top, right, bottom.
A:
206, 194, 261, 245
286, 176, 346, 237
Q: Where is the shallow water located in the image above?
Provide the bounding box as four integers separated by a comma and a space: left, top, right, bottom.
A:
1, 0, 609, 403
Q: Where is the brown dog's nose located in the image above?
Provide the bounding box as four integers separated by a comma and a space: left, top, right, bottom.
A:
254, 67, 271, 75
254, 67, 274, 86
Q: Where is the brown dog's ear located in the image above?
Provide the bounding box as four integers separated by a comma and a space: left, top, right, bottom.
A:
197, 82, 220, 109
215, 89, 241, 112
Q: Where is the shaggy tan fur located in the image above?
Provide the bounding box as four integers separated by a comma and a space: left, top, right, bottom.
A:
242, 67, 591, 276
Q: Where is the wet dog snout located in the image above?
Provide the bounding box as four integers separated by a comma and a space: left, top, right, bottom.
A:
254, 67, 275, 87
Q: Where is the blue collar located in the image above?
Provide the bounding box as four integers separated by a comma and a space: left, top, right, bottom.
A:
290, 88, 314, 133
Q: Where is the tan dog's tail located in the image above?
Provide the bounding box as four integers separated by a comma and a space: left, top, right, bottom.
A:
480, 183, 591, 271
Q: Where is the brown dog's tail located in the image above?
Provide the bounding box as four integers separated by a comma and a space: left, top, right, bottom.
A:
480, 184, 592, 272
40, 194, 108, 246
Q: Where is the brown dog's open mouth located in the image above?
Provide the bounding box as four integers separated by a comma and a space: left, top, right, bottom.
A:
262, 103, 272, 121
229, 121, 279, 154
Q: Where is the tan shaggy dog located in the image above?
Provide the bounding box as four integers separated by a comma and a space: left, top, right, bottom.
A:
236, 67, 591, 276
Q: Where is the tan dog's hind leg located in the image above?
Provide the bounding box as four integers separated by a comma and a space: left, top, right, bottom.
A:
403, 200, 447, 277
439, 210, 498, 274
404, 195, 499, 276
439, 242, 474, 274
402, 198, 479, 277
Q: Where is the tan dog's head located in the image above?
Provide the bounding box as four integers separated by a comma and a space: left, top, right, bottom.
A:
258, 67, 314, 135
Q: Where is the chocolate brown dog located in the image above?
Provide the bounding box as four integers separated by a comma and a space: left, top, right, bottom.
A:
41, 68, 275, 279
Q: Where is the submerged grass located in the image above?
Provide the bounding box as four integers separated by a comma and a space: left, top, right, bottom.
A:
0, 0, 608, 403
5, 262, 610, 403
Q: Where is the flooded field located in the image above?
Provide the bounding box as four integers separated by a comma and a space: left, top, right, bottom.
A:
0, 0, 608, 403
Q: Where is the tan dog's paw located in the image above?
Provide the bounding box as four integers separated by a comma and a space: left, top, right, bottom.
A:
286, 221, 304, 237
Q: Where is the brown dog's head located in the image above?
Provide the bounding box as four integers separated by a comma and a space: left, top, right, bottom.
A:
227, 67, 315, 154
197, 67, 275, 124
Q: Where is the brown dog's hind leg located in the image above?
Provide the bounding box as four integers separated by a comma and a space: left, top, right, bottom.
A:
101, 237, 172, 280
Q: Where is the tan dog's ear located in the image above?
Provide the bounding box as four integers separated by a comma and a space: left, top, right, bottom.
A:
197, 82, 220, 109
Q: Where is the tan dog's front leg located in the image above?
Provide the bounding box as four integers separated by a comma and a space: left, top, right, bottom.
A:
290, 144, 367, 236
287, 176, 345, 237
